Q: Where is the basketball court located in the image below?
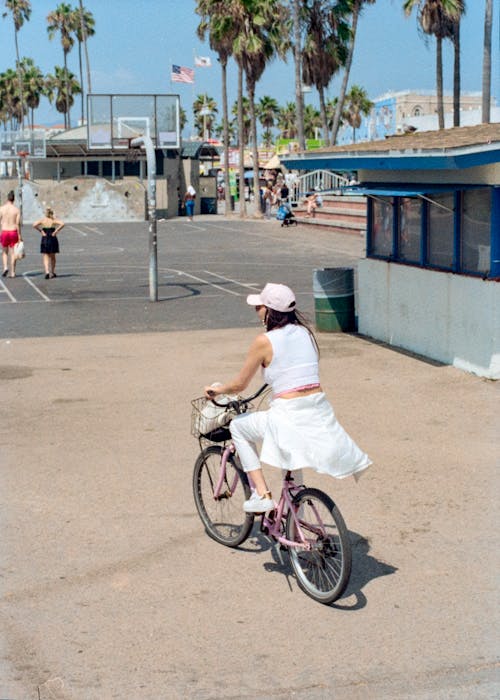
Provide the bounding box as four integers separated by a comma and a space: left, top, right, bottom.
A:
0, 217, 367, 338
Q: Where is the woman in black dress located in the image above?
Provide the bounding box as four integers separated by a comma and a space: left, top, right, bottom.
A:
33, 208, 65, 279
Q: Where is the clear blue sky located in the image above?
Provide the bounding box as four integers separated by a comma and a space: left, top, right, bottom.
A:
1, 0, 498, 130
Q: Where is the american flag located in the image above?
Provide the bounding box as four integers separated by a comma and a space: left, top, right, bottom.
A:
171, 65, 195, 84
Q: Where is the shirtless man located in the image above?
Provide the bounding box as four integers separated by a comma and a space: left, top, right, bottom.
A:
1, 190, 22, 278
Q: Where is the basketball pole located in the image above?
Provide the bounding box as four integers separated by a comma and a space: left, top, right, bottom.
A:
131, 136, 158, 302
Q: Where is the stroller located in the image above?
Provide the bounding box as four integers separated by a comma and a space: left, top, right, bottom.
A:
276, 202, 297, 227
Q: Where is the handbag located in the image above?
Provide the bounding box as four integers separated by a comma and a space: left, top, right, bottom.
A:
13, 240, 25, 260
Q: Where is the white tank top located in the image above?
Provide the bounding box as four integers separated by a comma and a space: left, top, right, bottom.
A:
263, 324, 320, 396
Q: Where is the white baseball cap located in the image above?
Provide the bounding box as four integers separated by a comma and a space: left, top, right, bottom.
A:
247, 283, 296, 313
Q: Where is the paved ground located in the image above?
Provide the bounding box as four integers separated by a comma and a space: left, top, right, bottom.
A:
0, 215, 498, 699
1, 215, 365, 337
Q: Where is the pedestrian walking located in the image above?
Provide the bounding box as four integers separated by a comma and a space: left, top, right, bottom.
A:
33, 207, 65, 279
184, 185, 196, 221
1, 190, 22, 278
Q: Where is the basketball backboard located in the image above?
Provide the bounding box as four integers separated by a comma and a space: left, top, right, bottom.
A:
0, 129, 46, 158
87, 94, 180, 150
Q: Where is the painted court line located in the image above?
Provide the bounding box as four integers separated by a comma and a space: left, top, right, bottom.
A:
0, 279, 16, 302
22, 274, 50, 302
203, 270, 260, 292
166, 268, 241, 296
67, 225, 88, 237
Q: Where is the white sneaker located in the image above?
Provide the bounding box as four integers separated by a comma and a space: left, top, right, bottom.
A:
243, 491, 274, 513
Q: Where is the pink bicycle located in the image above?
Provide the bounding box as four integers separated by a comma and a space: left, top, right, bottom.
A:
191, 385, 352, 605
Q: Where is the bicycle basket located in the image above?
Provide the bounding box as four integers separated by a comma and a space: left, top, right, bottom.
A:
191, 397, 236, 442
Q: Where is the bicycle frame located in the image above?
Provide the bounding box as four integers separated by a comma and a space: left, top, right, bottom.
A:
261, 473, 314, 551
212, 443, 324, 553
212, 444, 239, 499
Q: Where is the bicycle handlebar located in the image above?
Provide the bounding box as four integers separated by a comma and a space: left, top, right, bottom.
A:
207, 383, 269, 412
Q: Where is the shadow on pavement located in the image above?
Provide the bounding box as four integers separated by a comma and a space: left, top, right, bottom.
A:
239, 528, 398, 608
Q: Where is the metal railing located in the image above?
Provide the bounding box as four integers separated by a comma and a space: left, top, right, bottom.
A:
289, 170, 349, 205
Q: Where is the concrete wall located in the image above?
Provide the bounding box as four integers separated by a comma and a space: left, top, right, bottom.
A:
358, 259, 500, 379
0, 177, 146, 223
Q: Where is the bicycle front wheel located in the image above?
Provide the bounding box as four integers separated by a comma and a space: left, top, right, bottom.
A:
286, 487, 352, 605
193, 445, 254, 547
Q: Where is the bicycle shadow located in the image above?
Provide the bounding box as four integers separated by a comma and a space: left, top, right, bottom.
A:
245, 528, 397, 609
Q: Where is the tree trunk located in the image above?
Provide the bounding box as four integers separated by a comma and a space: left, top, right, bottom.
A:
436, 36, 444, 129
332, 0, 360, 145
292, 0, 305, 151
248, 81, 262, 219
79, 0, 92, 95
14, 30, 24, 132
78, 41, 85, 126
453, 21, 460, 127
318, 86, 329, 147
237, 64, 246, 218
64, 53, 70, 129
221, 58, 233, 212
482, 0, 492, 123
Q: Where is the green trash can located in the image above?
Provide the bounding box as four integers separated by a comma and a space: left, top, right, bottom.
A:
313, 268, 355, 332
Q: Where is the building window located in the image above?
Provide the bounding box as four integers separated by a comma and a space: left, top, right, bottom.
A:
399, 197, 421, 263
367, 186, 494, 278
428, 193, 454, 268
413, 106, 422, 116
371, 197, 393, 256
462, 189, 491, 274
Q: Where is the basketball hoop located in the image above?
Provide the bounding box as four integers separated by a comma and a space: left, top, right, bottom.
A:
17, 151, 29, 159
125, 137, 140, 162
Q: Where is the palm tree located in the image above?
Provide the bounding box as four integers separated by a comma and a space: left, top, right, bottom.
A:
232, 0, 290, 213
196, 0, 240, 211
73, 3, 95, 125
440, 0, 465, 127
482, 0, 492, 123
47, 2, 77, 128
214, 119, 237, 144
326, 95, 348, 138
403, 0, 463, 130
231, 96, 251, 146
46, 65, 81, 125
257, 95, 279, 147
344, 84, 372, 142
3, 0, 32, 131
302, 0, 352, 146
303, 104, 322, 139
0, 67, 22, 128
331, 0, 376, 145
291, 0, 306, 150
179, 106, 188, 134
193, 93, 218, 139
277, 101, 297, 139
20, 57, 45, 129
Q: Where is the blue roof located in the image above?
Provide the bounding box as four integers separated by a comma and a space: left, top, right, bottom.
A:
280, 124, 500, 172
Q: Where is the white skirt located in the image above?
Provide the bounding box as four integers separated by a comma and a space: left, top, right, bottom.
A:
231, 392, 372, 479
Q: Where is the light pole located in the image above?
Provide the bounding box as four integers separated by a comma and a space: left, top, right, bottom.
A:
131, 136, 157, 302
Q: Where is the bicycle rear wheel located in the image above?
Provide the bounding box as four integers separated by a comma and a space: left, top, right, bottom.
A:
286, 487, 352, 604
193, 445, 254, 547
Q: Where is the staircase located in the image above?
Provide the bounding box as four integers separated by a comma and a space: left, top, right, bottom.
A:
288, 170, 367, 236
293, 192, 367, 236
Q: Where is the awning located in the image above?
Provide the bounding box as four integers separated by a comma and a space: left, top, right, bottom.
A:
263, 154, 281, 169
344, 184, 457, 197
344, 183, 486, 212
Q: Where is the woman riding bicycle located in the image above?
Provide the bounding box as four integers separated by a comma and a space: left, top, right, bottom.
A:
204, 283, 371, 514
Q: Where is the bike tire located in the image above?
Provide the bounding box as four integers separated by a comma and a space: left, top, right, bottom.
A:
286, 487, 352, 604
193, 445, 254, 547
